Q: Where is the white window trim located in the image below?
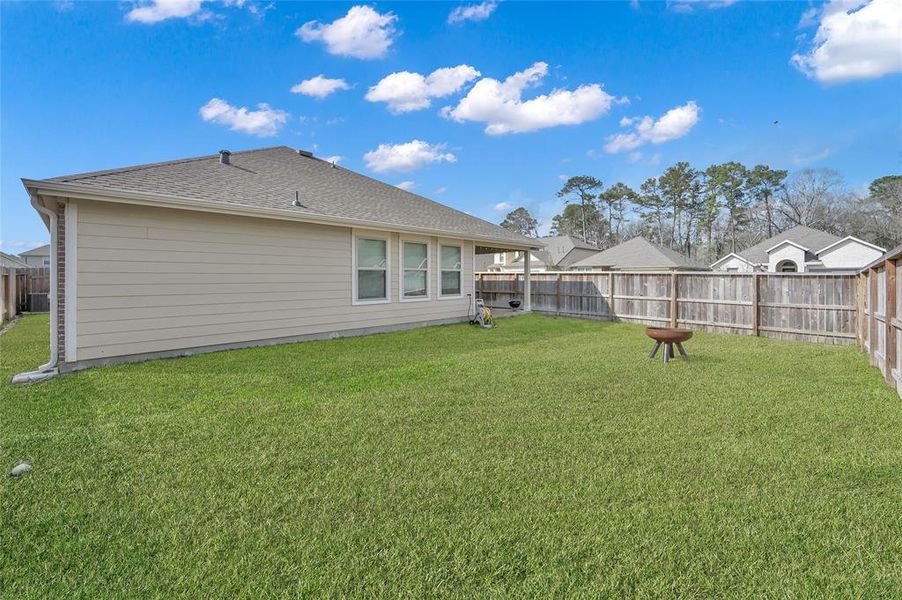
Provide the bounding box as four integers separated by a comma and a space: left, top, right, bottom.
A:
438, 242, 464, 300
352, 231, 391, 305
399, 236, 431, 302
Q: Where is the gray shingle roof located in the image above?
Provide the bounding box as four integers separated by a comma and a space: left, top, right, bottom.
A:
731, 225, 841, 264
18, 244, 50, 256
0, 251, 30, 268
33, 146, 535, 247
571, 236, 708, 270
531, 235, 600, 268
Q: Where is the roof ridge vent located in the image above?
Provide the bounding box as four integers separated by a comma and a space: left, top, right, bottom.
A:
219, 149, 231, 165
296, 149, 313, 158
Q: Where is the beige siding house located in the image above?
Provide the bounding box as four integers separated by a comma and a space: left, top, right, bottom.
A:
19, 243, 51, 267
21, 147, 538, 375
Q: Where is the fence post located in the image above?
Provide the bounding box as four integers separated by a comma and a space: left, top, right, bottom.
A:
752, 273, 760, 337
857, 272, 866, 350
885, 258, 897, 385
556, 273, 562, 315
670, 272, 678, 328
607, 272, 615, 321
870, 267, 878, 367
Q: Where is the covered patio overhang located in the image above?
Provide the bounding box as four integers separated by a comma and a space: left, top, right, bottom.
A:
475, 243, 542, 312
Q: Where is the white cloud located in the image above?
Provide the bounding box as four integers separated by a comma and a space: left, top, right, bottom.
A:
667, 0, 737, 12
125, 0, 205, 23
434, 186, 448, 194
320, 155, 343, 164
296, 5, 398, 59
791, 0, 902, 83
291, 75, 351, 99
494, 202, 513, 211
448, 1, 497, 24
395, 180, 416, 191
363, 140, 456, 173
441, 62, 615, 135
366, 65, 480, 113
604, 100, 700, 153
199, 98, 289, 137
0, 240, 47, 252
792, 147, 832, 165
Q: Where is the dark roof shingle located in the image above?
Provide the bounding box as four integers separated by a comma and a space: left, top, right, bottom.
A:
35, 146, 535, 247
572, 236, 708, 270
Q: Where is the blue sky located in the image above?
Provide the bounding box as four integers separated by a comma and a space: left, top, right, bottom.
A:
2, 0, 900, 253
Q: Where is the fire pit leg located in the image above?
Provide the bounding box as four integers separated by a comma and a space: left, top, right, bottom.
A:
676, 342, 688, 361
663, 343, 672, 363
649, 341, 661, 358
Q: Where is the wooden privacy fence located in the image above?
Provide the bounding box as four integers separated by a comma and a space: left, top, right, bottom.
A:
476, 271, 858, 345
15, 267, 50, 313
1, 266, 15, 322
860, 246, 902, 397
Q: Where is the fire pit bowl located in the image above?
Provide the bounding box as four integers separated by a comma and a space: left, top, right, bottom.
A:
508, 300, 522, 310
645, 327, 692, 363
645, 327, 693, 344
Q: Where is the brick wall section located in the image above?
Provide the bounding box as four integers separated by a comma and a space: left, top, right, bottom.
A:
56, 200, 66, 363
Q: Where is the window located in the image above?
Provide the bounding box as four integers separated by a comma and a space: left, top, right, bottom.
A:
42, 259, 50, 266
354, 236, 389, 303
401, 239, 430, 301
777, 260, 798, 273
440, 244, 462, 297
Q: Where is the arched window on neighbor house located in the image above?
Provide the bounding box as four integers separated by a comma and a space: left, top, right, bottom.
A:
776, 260, 798, 273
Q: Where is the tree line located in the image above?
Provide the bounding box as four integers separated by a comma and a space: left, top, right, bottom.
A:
500, 165, 901, 263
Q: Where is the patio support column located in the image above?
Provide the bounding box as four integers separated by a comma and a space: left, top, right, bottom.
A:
523, 249, 532, 312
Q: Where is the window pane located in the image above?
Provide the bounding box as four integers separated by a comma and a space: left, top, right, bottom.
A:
357, 239, 386, 269
403, 242, 428, 270
403, 270, 427, 297
441, 245, 461, 269
357, 270, 386, 300
441, 271, 461, 296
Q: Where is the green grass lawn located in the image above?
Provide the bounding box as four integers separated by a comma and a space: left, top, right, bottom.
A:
2, 314, 900, 597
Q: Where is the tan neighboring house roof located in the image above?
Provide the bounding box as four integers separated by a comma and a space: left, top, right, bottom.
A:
572, 236, 709, 271
23, 146, 539, 249
18, 244, 50, 257
531, 235, 600, 269
0, 251, 30, 268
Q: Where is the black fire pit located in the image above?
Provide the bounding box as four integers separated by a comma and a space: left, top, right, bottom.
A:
509, 300, 522, 310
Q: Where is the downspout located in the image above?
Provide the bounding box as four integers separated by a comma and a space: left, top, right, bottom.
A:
11, 194, 59, 383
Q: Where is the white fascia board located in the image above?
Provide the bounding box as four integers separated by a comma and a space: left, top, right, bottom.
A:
815, 236, 886, 256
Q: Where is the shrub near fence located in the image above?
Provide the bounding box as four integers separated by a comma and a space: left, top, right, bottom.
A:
476, 271, 859, 346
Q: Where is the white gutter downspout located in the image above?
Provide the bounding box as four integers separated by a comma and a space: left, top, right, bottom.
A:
11, 194, 59, 384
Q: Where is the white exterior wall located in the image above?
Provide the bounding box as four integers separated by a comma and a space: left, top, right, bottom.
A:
73, 199, 475, 363
713, 256, 754, 272
817, 239, 884, 270
768, 244, 807, 272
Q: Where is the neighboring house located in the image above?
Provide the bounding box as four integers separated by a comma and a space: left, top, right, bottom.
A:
711, 225, 885, 273
21, 146, 539, 373
1, 252, 26, 322
0, 251, 30, 269
570, 236, 709, 271
476, 235, 599, 272
18, 243, 51, 267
